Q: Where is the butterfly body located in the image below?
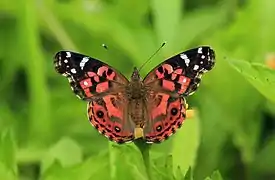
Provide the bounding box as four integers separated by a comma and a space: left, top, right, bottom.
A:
54, 46, 215, 144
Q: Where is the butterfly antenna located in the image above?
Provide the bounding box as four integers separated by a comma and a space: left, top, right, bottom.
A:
138, 42, 166, 71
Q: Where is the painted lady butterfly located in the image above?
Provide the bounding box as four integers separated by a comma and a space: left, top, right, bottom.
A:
54, 46, 215, 144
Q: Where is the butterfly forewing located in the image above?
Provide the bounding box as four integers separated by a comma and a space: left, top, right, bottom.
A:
54, 51, 129, 100
143, 46, 215, 96
54, 51, 135, 143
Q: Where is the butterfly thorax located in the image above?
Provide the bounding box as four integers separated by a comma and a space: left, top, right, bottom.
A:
125, 67, 147, 127
126, 67, 144, 99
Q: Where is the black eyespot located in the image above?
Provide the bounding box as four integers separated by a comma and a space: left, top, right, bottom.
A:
165, 122, 168, 126
157, 66, 164, 73
171, 108, 178, 116
114, 126, 121, 132
96, 110, 104, 118
156, 125, 162, 132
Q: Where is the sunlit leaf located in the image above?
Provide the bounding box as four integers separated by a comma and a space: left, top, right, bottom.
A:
0, 129, 17, 177
41, 137, 82, 173
171, 112, 200, 175
227, 59, 275, 102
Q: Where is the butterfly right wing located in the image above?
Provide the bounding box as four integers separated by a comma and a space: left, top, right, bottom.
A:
54, 51, 135, 143
142, 46, 215, 143
143, 46, 215, 96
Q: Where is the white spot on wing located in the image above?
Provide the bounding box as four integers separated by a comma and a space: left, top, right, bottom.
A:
80, 57, 89, 70
193, 65, 199, 70
83, 81, 88, 86
185, 59, 190, 66
180, 53, 188, 59
180, 53, 190, 66
64, 59, 68, 63
201, 55, 205, 59
66, 52, 71, 58
71, 68, 77, 74
182, 78, 187, 83
198, 47, 203, 54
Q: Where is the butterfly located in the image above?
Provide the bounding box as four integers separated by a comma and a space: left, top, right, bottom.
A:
54, 46, 215, 144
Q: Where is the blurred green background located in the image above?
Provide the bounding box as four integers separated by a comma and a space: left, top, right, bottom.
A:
1, 0, 275, 179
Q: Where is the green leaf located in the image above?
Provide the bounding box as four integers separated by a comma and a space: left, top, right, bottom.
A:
183, 167, 193, 180
0, 129, 17, 177
41, 151, 110, 180
210, 171, 223, 180
151, 0, 182, 53
171, 112, 200, 175
252, 134, 275, 173
41, 137, 82, 174
0, 162, 16, 180
227, 59, 275, 102
109, 143, 147, 180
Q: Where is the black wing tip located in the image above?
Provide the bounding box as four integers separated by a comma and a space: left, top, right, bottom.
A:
198, 46, 216, 71
53, 51, 71, 74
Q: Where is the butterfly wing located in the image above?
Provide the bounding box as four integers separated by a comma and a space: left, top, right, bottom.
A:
54, 51, 129, 100
143, 46, 215, 96
143, 93, 187, 143
143, 46, 215, 143
54, 51, 135, 143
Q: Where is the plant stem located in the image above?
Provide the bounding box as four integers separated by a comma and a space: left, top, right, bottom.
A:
134, 139, 152, 180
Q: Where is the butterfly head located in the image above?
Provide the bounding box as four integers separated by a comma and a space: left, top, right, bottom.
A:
131, 67, 141, 81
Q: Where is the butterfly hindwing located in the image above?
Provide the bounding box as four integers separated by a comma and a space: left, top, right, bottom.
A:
143, 92, 187, 143
87, 95, 135, 143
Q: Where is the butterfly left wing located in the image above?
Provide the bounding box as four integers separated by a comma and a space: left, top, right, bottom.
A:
54, 51, 129, 100
54, 51, 135, 143
142, 46, 215, 143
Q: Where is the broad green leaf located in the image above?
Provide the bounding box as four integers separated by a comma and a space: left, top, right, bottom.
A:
227, 59, 275, 102
0, 129, 17, 176
41, 137, 82, 174
151, 0, 182, 53
109, 142, 147, 180
171, 112, 200, 175
41, 151, 110, 180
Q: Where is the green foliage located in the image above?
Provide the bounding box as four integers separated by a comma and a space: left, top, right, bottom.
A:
1, 0, 275, 179
227, 59, 275, 102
